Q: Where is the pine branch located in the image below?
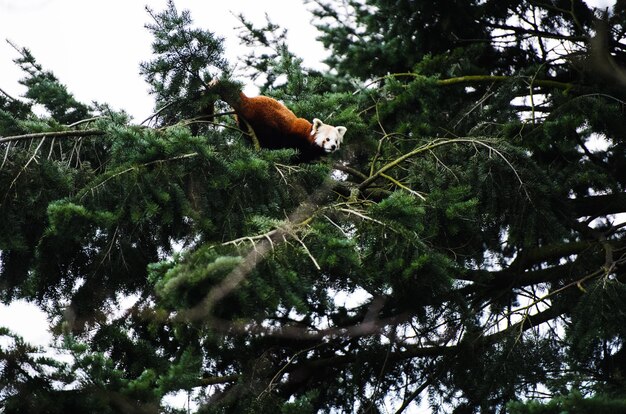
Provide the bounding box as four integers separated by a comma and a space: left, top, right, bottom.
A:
485, 272, 601, 343
178, 176, 340, 323
0, 129, 105, 144
569, 192, 626, 217
258, 299, 565, 377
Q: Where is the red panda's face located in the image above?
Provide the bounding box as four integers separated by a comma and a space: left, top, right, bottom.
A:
311, 118, 347, 153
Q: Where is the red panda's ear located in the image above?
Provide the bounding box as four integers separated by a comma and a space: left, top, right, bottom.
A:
336, 126, 347, 144
311, 118, 324, 135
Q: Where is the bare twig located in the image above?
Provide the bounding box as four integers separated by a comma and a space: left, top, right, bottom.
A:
394, 374, 435, 414
6, 137, 46, 193
1, 142, 11, 170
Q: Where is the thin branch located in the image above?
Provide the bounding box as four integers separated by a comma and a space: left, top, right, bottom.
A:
0, 129, 105, 144
337, 207, 386, 226
359, 138, 526, 200
1, 142, 11, 170
258, 343, 322, 399
140, 101, 178, 126
484, 22, 587, 43
222, 216, 313, 248
486, 270, 601, 339
172, 118, 244, 134
294, 234, 321, 270
370, 100, 390, 176
223, 230, 278, 247
6, 137, 46, 194
379, 172, 427, 200
200, 110, 237, 119
437, 75, 572, 91
0, 86, 18, 102
67, 116, 109, 128
394, 374, 437, 414
323, 214, 350, 237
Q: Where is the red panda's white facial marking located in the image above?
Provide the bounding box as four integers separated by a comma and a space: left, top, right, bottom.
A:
311, 118, 347, 153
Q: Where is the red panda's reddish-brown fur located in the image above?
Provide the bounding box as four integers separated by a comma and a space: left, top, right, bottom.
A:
207, 81, 346, 162
235, 93, 323, 159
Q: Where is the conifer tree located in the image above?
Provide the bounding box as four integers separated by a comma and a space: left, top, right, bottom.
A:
1, 1, 626, 413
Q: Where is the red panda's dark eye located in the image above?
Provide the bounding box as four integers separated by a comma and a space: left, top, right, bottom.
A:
326, 138, 330, 142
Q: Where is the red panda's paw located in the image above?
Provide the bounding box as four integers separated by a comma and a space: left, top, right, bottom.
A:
311, 118, 347, 153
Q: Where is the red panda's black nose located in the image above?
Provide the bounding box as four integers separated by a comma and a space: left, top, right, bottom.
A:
331, 144, 336, 150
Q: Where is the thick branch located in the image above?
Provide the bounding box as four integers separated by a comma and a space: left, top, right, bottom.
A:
510, 240, 593, 270
459, 240, 594, 285
199, 374, 239, 386
486, 302, 567, 343
484, 23, 587, 43
462, 261, 578, 288
568, 192, 626, 217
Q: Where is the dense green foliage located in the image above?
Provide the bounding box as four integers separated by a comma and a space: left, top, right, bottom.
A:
2, 0, 626, 412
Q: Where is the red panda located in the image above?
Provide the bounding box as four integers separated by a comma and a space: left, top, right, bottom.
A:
208, 80, 346, 162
